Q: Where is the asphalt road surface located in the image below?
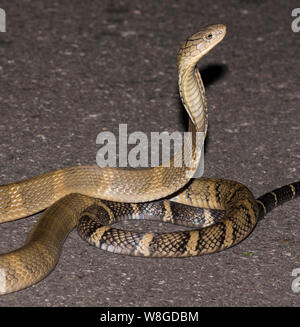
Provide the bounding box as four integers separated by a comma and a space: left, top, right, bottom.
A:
0, 0, 299, 306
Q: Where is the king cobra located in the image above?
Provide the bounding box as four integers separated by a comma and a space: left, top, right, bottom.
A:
0, 24, 299, 295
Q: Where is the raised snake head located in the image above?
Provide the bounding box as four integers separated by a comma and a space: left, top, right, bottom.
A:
177, 24, 226, 72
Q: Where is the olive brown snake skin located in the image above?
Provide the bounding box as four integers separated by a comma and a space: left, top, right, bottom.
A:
0, 24, 299, 295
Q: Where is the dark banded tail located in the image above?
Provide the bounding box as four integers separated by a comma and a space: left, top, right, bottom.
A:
256, 181, 300, 220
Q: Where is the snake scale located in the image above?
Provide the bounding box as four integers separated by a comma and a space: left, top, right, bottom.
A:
0, 24, 299, 295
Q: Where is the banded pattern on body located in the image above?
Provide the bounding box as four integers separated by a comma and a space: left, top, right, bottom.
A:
77, 178, 258, 257
77, 179, 300, 257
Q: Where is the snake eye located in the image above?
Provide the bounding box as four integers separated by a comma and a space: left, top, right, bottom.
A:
205, 33, 213, 41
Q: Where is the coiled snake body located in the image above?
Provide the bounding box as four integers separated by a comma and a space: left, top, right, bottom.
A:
0, 24, 299, 295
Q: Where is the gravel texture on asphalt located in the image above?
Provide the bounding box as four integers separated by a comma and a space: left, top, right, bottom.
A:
0, 0, 299, 306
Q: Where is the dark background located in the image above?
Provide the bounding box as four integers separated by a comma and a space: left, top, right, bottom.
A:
0, 0, 299, 306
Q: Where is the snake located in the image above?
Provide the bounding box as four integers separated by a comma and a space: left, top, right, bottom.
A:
0, 24, 299, 295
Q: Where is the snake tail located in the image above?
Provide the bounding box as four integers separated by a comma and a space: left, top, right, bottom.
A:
256, 181, 300, 220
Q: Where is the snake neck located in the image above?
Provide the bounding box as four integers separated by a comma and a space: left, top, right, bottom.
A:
178, 66, 208, 135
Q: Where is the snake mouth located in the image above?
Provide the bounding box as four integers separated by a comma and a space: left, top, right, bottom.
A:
214, 24, 227, 42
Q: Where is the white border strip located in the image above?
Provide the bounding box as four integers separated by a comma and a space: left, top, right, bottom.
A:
0, 8, 6, 33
